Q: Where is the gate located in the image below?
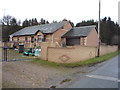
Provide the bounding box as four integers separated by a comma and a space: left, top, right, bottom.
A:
2, 42, 33, 62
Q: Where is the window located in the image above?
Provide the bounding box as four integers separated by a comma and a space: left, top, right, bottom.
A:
31, 36, 34, 42
25, 36, 28, 42
38, 35, 43, 42
12, 37, 13, 41
42, 35, 46, 42
61, 26, 64, 29
10, 36, 13, 42
17, 37, 19, 41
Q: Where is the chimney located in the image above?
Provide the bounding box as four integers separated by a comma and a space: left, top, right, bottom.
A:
62, 19, 68, 21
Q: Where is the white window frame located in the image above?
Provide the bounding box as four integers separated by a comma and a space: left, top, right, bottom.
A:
38, 35, 43, 42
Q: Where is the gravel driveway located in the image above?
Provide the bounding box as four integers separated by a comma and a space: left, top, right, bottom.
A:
2, 60, 106, 88
3, 61, 62, 88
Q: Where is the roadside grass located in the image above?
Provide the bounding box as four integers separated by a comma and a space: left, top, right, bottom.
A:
30, 50, 120, 68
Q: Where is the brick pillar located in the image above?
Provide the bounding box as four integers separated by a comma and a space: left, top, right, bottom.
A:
40, 42, 50, 60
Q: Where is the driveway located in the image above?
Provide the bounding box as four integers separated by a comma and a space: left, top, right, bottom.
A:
2, 61, 62, 88
2, 60, 103, 88
3, 55, 118, 88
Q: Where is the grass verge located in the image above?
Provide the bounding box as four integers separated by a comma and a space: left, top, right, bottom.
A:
30, 50, 120, 68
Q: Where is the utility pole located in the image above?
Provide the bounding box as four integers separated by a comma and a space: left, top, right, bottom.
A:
97, 0, 101, 57
118, 1, 120, 49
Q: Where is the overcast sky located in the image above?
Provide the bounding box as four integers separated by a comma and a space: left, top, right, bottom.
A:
0, 0, 119, 25
118, 1, 120, 25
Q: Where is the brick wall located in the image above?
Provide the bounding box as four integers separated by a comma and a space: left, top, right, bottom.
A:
47, 46, 97, 63
86, 29, 98, 47
40, 43, 118, 63
40, 42, 55, 60
100, 45, 118, 55
45, 22, 72, 45
80, 37, 84, 46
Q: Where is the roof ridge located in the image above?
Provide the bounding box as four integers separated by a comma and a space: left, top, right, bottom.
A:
75, 25, 96, 28
23, 21, 66, 28
10, 21, 67, 36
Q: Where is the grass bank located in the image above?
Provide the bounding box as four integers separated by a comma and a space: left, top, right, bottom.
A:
30, 50, 120, 68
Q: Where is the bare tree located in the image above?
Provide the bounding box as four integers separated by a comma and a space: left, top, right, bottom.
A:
17, 20, 21, 26
2, 15, 12, 26
10, 18, 17, 26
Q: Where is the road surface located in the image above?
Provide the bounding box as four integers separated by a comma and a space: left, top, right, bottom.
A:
68, 55, 119, 88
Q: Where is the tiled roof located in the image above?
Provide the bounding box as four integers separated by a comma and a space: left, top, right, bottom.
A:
62, 25, 96, 38
10, 21, 68, 36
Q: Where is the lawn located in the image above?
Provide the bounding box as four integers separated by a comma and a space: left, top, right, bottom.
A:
30, 50, 120, 68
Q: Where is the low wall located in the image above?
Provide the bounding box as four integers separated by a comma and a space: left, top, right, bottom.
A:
40, 42, 59, 60
41, 45, 118, 63
100, 45, 118, 55
47, 46, 97, 63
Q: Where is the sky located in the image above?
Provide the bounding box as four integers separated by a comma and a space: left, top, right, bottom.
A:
0, 0, 119, 25
118, 1, 120, 26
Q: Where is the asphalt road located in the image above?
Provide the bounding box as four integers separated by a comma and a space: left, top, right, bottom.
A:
68, 55, 119, 88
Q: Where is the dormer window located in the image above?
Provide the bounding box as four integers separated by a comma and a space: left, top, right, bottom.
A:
42, 35, 46, 42
61, 26, 64, 29
31, 36, 34, 42
25, 36, 28, 42
38, 35, 43, 42
17, 37, 19, 41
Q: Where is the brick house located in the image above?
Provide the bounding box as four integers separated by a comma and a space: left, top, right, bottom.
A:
9, 21, 72, 47
10, 20, 98, 48
62, 25, 98, 47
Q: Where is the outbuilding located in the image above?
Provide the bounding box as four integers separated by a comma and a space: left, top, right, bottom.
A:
62, 25, 98, 47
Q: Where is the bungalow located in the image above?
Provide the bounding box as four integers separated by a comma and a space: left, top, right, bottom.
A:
10, 21, 98, 47
10, 20, 72, 47
62, 25, 98, 47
